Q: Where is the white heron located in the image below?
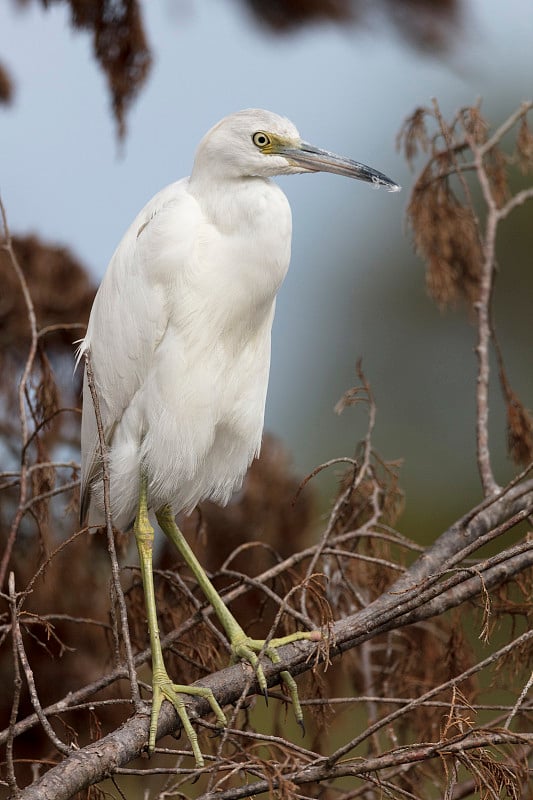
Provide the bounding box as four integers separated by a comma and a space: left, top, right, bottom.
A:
79, 108, 400, 764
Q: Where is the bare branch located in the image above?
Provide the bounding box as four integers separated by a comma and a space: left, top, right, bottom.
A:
0, 197, 39, 588
9, 575, 72, 756
83, 352, 141, 709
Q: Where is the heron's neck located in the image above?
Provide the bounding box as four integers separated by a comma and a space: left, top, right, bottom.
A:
185, 171, 292, 326
188, 173, 274, 233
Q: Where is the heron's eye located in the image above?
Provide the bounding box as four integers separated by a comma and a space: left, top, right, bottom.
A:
252, 131, 271, 148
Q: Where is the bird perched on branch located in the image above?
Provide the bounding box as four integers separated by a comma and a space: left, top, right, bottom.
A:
79, 108, 400, 765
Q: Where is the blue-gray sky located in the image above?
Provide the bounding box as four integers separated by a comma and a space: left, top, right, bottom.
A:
2, 0, 532, 523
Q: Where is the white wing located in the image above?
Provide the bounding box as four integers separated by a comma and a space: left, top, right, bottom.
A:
79, 179, 201, 522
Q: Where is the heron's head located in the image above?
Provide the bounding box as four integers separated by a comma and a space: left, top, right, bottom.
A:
191, 109, 400, 191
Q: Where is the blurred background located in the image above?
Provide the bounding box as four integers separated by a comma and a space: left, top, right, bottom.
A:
1, 0, 532, 535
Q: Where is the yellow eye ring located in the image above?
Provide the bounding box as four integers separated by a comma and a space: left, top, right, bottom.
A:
252, 131, 271, 148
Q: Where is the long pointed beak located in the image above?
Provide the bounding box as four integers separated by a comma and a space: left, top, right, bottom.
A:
279, 141, 401, 192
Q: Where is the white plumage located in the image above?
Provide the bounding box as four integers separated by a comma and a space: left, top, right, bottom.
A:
80, 108, 399, 530
80, 112, 293, 528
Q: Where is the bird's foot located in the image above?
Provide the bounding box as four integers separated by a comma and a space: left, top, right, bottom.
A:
230, 629, 321, 734
148, 668, 226, 766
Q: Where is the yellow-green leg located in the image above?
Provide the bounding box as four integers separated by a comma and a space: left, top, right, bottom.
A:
156, 504, 320, 733
134, 478, 226, 764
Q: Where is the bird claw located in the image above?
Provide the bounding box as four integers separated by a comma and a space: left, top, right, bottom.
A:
263, 685, 269, 706
230, 630, 321, 732
149, 671, 227, 767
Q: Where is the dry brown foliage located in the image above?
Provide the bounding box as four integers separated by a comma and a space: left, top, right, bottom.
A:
0, 234, 95, 358
398, 99, 533, 487
241, 0, 462, 52
0, 62, 13, 104
1, 100, 533, 800
10, 0, 151, 137
4, 1, 462, 135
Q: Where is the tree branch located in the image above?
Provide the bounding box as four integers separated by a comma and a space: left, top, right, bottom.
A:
14, 477, 533, 799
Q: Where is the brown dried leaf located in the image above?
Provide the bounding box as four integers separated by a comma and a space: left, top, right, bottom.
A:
516, 114, 533, 174
245, 0, 352, 31
506, 390, 533, 467
386, 0, 462, 54
485, 146, 510, 208
31, 438, 55, 528
65, 466, 81, 520
494, 629, 533, 686
408, 175, 483, 309
240, 0, 463, 53
65, 0, 151, 139
458, 746, 529, 800
89, 707, 103, 743
298, 666, 333, 741
334, 383, 369, 415
35, 346, 60, 427
0, 61, 14, 104
461, 105, 488, 146
396, 106, 431, 168
491, 576, 533, 621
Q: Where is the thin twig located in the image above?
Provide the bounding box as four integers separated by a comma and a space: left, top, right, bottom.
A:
504, 666, 533, 729
479, 100, 533, 156
466, 125, 500, 497
21, 479, 80, 511
497, 185, 533, 218
9, 574, 71, 756
38, 322, 87, 338
0, 197, 39, 588
83, 352, 141, 710
6, 574, 22, 798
